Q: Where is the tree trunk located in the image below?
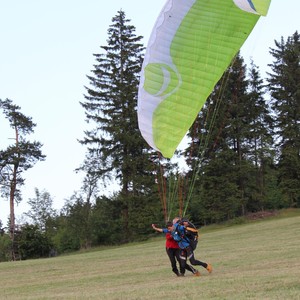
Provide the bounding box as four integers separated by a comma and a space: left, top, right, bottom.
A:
9, 168, 16, 239
10, 127, 19, 260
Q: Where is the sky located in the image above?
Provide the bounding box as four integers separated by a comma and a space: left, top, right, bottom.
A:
0, 0, 299, 224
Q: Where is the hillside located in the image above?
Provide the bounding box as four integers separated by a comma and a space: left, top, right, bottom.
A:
1, 211, 300, 299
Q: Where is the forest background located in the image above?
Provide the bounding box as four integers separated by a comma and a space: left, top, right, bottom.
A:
0, 7, 299, 260
0, 0, 299, 222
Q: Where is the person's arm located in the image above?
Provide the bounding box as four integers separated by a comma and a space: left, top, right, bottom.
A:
152, 224, 163, 233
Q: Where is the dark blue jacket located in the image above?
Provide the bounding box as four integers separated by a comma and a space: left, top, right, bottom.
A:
163, 223, 190, 249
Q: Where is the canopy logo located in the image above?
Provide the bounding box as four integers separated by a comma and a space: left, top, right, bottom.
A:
233, 0, 271, 16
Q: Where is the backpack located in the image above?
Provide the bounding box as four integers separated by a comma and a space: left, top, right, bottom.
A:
172, 220, 199, 250
184, 221, 199, 250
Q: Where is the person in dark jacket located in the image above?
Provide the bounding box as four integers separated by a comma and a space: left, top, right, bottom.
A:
163, 221, 199, 276
152, 217, 212, 275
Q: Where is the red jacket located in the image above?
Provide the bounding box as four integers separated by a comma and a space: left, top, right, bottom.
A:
165, 232, 179, 249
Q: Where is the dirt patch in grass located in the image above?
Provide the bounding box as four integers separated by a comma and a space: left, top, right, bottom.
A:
246, 210, 278, 220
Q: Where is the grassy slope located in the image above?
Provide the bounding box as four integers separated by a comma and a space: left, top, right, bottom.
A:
1, 211, 300, 300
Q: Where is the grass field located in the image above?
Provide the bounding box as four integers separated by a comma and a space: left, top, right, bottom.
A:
1, 210, 300, 299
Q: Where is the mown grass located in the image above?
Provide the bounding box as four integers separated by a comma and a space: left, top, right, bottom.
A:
1, 210, 300, 299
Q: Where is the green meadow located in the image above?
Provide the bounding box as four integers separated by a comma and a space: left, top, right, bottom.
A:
1, 211, 300, 299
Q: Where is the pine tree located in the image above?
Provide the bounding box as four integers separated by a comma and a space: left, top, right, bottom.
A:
79, 10, 157, 240
0, 98, 45, 258
267, 31, 300, 207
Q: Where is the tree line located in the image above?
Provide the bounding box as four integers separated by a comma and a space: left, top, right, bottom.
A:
1, 10, 299, 261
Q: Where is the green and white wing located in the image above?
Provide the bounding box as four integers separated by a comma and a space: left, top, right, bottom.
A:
138, 0, 271, 158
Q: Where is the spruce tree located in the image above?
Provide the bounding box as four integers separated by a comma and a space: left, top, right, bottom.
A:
267, 31, 300, 207
79, 10, 158, 240
80, 10, 144, 188
209, 54, 255, 218
246, 61, 275, 210
185, 54, 265, 222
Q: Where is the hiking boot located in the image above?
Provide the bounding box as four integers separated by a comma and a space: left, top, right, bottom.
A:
206, 264, 212, 273
193, 270, 201, 277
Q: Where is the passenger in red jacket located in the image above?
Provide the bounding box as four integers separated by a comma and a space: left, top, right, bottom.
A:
160, 221, 200, 276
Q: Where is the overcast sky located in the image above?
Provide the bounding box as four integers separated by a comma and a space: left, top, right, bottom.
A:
1, 0, 299, 223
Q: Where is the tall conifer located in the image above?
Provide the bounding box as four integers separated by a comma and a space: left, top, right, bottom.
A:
79, 10, 149, 192
79, 11, 158, 240
267, 31, 300, 207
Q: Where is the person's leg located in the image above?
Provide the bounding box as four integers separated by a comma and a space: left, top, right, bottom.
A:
176, 248, 201, 276
186, 246, 212, 273
177, 249, 188, 275
185, 263, 198, 274
166, 248, 180, 275
186, 246, 204, 266
175, 248, 185, 275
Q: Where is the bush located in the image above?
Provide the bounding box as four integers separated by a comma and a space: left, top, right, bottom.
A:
17, 224, 53, 260
0, 234, 11, 262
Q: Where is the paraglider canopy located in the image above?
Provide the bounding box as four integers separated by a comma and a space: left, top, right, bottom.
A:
138, 0, 271, 158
